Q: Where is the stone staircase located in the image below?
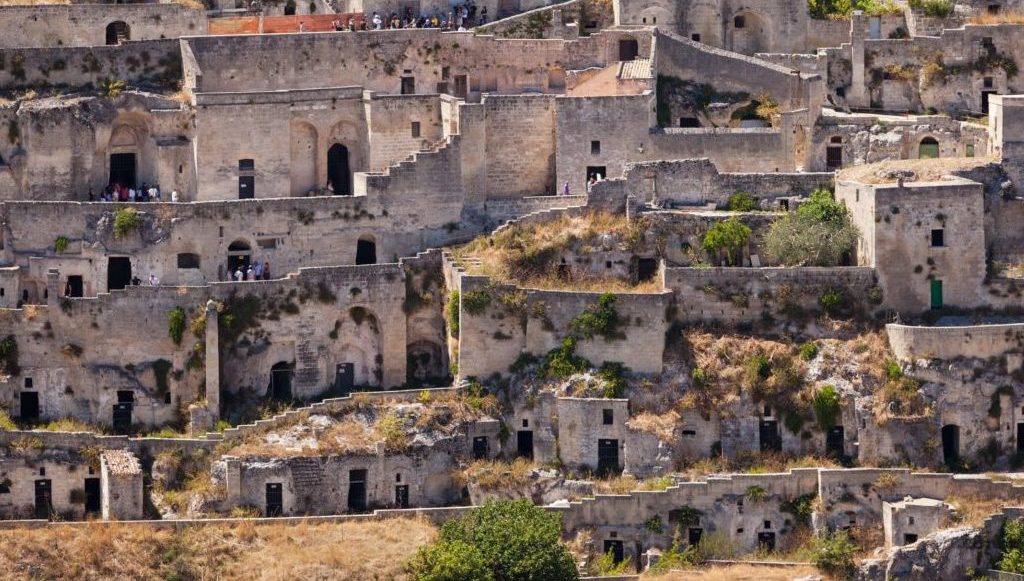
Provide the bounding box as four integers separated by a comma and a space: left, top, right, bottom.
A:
294, 336, 320, 390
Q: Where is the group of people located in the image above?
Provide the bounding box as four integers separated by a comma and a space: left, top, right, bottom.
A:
94, 183, 180, 203
232, 260, 272, 282
336, 3, 486, 32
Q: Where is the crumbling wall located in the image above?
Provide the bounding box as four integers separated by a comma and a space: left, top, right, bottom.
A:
0, 5, 206, 49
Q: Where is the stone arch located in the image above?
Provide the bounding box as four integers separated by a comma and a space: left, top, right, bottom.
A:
105, 112, 154, 190
327, 143, 351, 195
324, 120, 364, 189
356, 234, 377, 265
289, 120, 318, 196
268, 361, 294, 400
730, 10, 771, 54
284, 0, 297, 15
918, 136, 940, 159
105, 21, 130, 45
637, 6, 673, 27
227, 238, 252, 276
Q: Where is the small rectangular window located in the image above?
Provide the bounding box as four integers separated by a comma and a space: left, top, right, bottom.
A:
24, 378, 33, 389
931, 229, 944, 247
966, 144, 975, 157
411, 122, 421, 138
764, 520, 772, 529
238, 159, 255, 171
441, 66, 450, 80
522, 419, 528, 428
734, 15, 745, 28
591, 140, 601, 155
691, 33, 701, 42
602, 409, 614, 425
0, 481, 9, 493
984, 77, 994, 88
988, 4, 1000, 13
257, 238, 278, 250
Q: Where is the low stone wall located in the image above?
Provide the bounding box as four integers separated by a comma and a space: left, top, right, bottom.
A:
483, 194, 587, 223
0, 39, 181, 91
887, 323, 1024, 361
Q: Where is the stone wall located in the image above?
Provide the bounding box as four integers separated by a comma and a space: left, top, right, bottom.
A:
0, 40, 182, 91
0, 4, 206, 49
887, 323, 1024, 361
556, 397, 629, 471
0, 451, 96, 520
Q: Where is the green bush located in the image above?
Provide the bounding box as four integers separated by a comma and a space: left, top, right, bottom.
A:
884, 358, 903, 380
112, 207, 142, 239
818, 288, 846, 316
913, 0, 953, 16
812, 385, 842, 430
462, 289, 492, 315
597, 362, 627, 398
570, 293, 621, 341
54, 236, 69, 254
999, 519, 1024, 574
811, 531, 858, 578
446, 291, 460, 337
799, 341, 819, 361
726, 191, 758, 212
702, 218, 751, 266
411, 499, 578, 581
781, 493, 817, 528
410, 540, 494, 581
168, 307, 186, 345
742, 354, 772, 390
765, 189, 858, 267
0, 335, 19, 376
540, 337, 590, 379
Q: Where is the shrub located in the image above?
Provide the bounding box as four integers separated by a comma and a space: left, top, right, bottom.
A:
597, 362, 627, 398
999, 519, 1024, 574
570, 293, 621, 341
410, 540, 494, 581
540, 337, 590, 379
781, 493, 817, 528
812, 385, 842, 430
411, 499, 578, 581
61, 343, 83, 358
799, 341, 819, 361
462, 289, 492, 315
0, 335, 19, 376
112, 207, 142, 239
644, 515, 664, 533
168, 307, 186, 345
591, 550, 632, 576
884, 358, 903, 380
818, 288, 847, 316
54, 236, 69, 254
101, 77, 127, 97
917, 0, 953, 17
745, 485, 768, 502
702, 218, 751, 266
810, 531, 858, 578
377, 412, 408, 451
726, 191, 758, 212
446, 291, 460, 337
742, 354, 772, 390
765, 189, 858, 267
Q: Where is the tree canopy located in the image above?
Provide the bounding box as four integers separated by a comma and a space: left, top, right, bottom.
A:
765, 189, 859, 267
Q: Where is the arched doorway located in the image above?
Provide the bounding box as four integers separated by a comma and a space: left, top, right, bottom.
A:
284, 0, 296, 14
356, 235, 377, 265
105, 21, 130, 45
108, 125, 139, 189
327, 144, 351, 195
227, 239, 252, 278
268, 361, 293, 400
919, 137, 940, 159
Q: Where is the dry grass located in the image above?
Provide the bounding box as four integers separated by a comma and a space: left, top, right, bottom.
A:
837, 156, 994, 185
465, 457, 537, 490
451, 211, 662, 292
968, 10, 1024, 24
0, 0, 69, 5
628, 410, 682, 441
643, 563, 819, 580
0, 517, 437, 580
680, 452, 841, 478
947, 494, 1015, 527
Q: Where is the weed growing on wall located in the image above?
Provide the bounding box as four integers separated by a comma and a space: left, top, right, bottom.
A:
0, 335, 19, 376
812, 385, 842, 430
446, 290, 461, 337
53, 236, 69, 254
168, 307, 186, 345
570, 293, 622, 340
112, 207, 142, 239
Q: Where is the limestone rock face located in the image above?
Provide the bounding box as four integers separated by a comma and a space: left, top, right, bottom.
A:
468, 468, 593, 505
857, 527, 987, 581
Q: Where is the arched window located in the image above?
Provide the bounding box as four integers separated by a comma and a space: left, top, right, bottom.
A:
284, 0, 296, 15
105, 21, 130, 45
919, 137, 940, 159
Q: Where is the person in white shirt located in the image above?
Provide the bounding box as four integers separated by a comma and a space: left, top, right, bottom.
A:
171, 190, 179, 202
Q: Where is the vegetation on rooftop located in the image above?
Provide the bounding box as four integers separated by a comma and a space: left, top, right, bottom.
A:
765, 188, 858, 267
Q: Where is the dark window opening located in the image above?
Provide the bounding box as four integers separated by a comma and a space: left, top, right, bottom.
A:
734, 15, 745, 28
591, 140, 601, 155
66, 275, 83, 298
269, 361, 293, 400
904, 533, 919, 544
586, 166, 607, 183
356, 237, 377, 265
105, 21, 130, 45
177, 253, 201, 269
109, 153, 136, 188
691, 33, 701, 42
931, 229, 944, 247
25, 377, 33, 388
238, 159, 255, 171
401, 76, 415, 95
411, 122, 421, 138
618, 38, 639, 61
284, 0, 296, 15
984, 76, 994, 88
603, 540, 625, 564
602, 409, 614, 425
637, 258, 658, 282
988, 3, 1000, 13
107, 257, 132, 291
348, 469, 368, 511
679, 117, 701, 128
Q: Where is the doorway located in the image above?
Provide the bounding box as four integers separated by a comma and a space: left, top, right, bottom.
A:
473, 436, 489, 459
356, 236, 377, 265
941, 424, 960, 466
1018, 422, 1024, 455
982, 90, 997, 115
454, 75, 468, 98
688, 527, 703, 546
395, 485, 409, 508
757, 531, 776, 551
400, 76, 415, 95
113, 403, 133, 433
34, 479, 52, 519
266, 482, 283, 516
227, 240, 252, 276
919, 137, 940, 159
238, 175, 254, 199
516, 430, 534, 459
269, 362, 293, 400
597, 439, 620, 475
826, 145, 843, 170
930, 279, 943, 310
826, 426, 845, 458
109, 153, 136, 187
586, 166, 607, 183
105, 21, 130, 45
84, 477, 101, 515
327, 144, 351, 195
66, 275, 84, 298
334, 363, 354, 395
618, 38, 639, 61
603, 540, 625, 564
348, 469, 367, 511
20, 391, 39, 422
637, 258, 658, 282
759, 419, 781, 452
284, 0, 296, 14
107, 257, 132, 291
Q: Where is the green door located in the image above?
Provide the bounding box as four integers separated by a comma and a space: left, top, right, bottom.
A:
930, 279, 943, 309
